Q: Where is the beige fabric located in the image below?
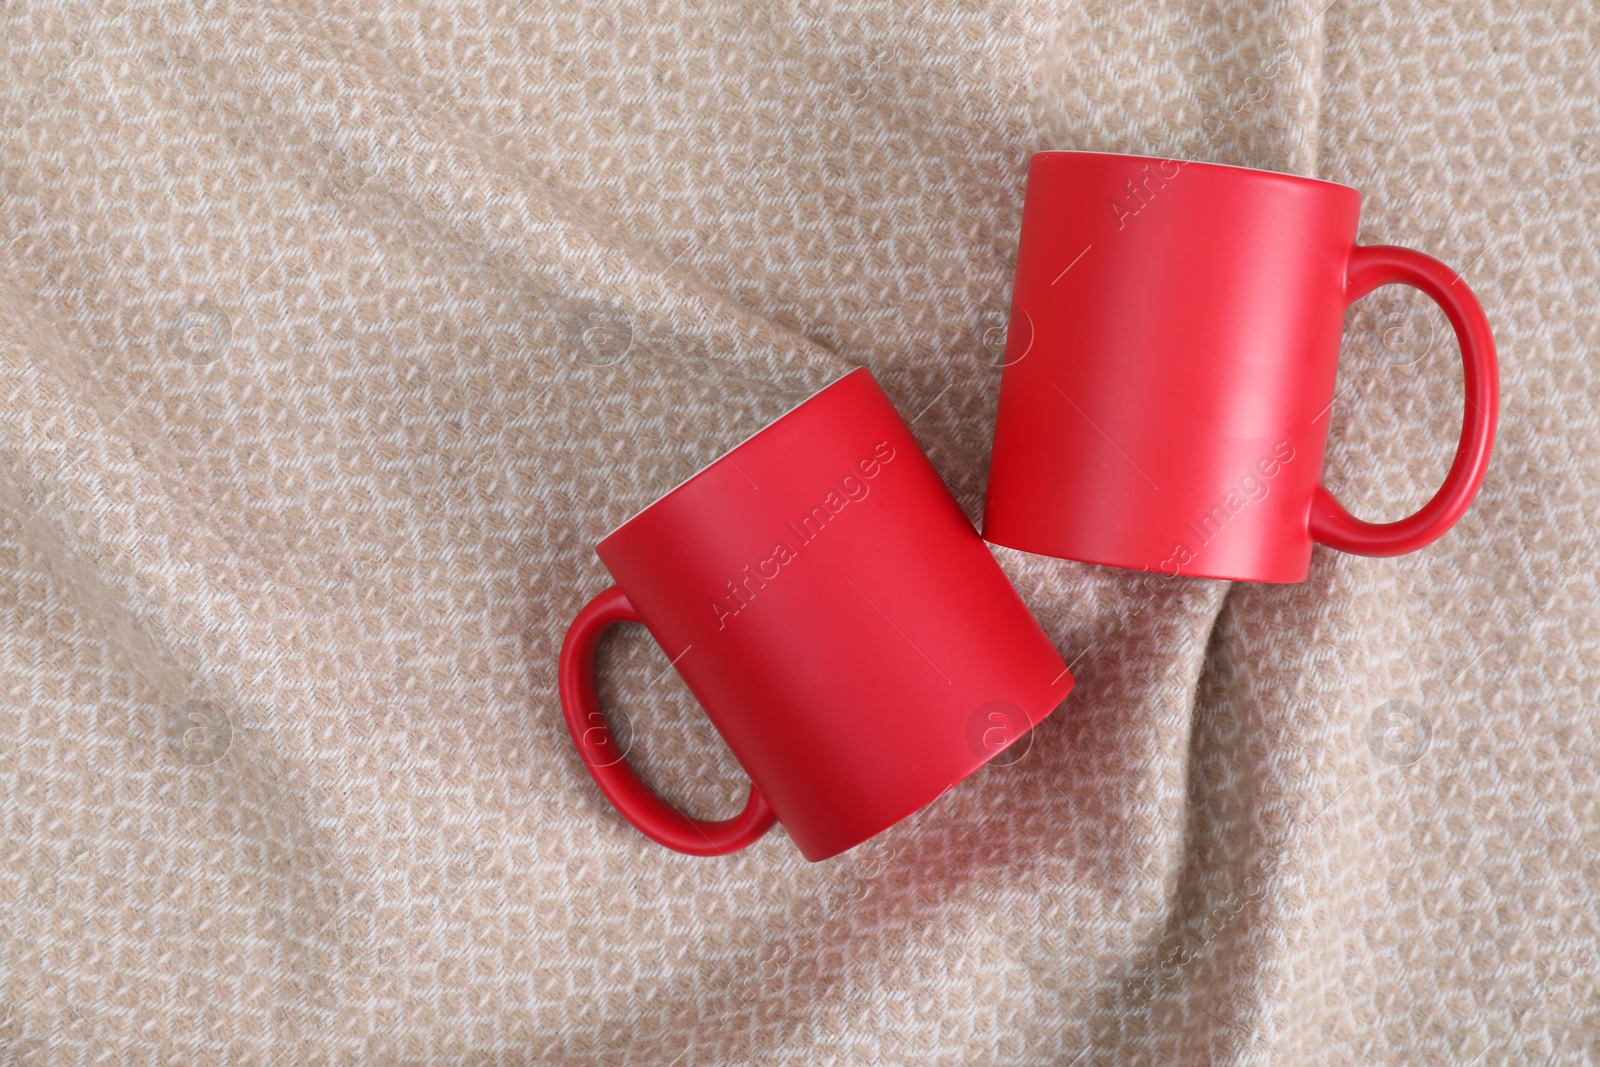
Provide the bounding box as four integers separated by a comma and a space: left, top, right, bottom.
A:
1, 1, 1595, 1062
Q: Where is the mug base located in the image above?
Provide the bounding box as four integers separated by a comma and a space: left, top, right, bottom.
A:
790, 672, 1075, 862
981, 529, 1312, 585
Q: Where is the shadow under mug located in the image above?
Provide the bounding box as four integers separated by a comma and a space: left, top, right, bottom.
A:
983, 151, 1499, 583
558, 368, 1073, 862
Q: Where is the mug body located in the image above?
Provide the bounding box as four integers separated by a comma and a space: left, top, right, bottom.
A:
598, 368, 1072, 861
983, 151, 1364, 582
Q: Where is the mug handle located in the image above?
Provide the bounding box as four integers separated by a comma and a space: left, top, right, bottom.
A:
557, 585, 777, 856
1309, 245, 1499, 556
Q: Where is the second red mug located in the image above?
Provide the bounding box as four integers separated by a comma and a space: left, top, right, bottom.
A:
983, 151, 1499, 583
559, 368, 1073, 862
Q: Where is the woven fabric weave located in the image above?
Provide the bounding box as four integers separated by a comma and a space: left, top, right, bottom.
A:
1, 1, 1595, 1062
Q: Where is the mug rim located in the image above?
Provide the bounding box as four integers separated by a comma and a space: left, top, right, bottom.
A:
1032, 149, 1359, 195
597, 365, 867, 546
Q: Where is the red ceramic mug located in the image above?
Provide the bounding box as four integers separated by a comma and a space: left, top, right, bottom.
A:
983, 151, 1499, 583
559, 368, 1073, 862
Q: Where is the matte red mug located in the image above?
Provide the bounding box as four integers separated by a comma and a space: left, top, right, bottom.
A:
983, 151, 1499, 583
559, 368, 1073, 862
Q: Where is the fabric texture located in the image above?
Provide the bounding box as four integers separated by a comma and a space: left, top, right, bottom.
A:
1, 1, 1596, 1062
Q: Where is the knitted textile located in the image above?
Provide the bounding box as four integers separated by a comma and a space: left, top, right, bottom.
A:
1, 1, 1596, 1062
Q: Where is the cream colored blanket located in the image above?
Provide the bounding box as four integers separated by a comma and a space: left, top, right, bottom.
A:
2, 1, 1595, 1062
